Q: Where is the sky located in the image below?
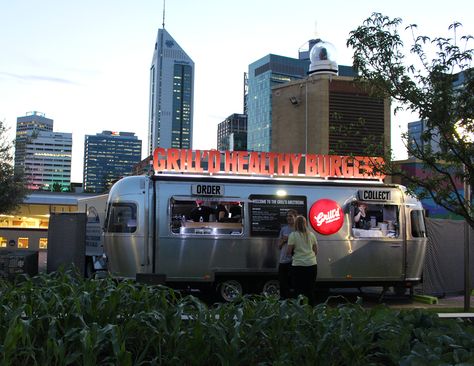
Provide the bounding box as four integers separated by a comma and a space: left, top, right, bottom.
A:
1, 0, 473, 183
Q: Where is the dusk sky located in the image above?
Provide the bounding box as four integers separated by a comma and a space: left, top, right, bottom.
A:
1, 0, 472, 182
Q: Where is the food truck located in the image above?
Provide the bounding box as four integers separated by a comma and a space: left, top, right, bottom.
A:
103, 148, 427, 301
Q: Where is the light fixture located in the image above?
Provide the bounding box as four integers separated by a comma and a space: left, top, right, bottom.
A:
289, 96, 299, 105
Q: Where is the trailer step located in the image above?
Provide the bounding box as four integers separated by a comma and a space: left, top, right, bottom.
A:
412, 294, 438, 304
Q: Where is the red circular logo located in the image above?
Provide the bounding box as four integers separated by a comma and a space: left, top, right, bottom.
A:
309, 199, 344, 235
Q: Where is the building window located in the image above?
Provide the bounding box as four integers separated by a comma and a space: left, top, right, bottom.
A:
18, 237, 29, 249
0, 237, 6, 248
39, 238, 48, 249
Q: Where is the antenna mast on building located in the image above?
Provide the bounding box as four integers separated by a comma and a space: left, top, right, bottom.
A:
162, 0, 166, 28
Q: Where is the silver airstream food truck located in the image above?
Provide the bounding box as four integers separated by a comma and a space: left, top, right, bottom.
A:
103, 148, 427, 301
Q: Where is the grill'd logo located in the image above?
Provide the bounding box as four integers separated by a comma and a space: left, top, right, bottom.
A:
309, 199, 344, 235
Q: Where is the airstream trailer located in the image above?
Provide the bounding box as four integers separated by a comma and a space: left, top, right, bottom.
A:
103, 148, 427, 301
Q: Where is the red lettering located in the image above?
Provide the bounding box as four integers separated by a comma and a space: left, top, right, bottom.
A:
267, 152, 278, 175
305, 154, 317, 176
225, 151, 238, 173
194, 150, 204, 173
153, 147, 167, 172
259, 153, 269, 174
167, 148, 181, 171
248, 152, 260, 174
341, 156, 354, 177
208, 150, 220, 173
317, 155, 330, 177
290, 154, 302, 175
237, 151, 249, 174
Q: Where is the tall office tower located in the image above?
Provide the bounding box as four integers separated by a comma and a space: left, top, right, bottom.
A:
15, 111, 54, 173
217, 113, 248, 151
148, 28, 194, 155
247, 40, 358, 153
83, 131, 142, 193
22, 131, 72, 190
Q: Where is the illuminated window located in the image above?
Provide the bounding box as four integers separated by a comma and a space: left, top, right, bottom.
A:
0, 237, 6, 248
39, 238, 48, 249
18, 237, 29, 249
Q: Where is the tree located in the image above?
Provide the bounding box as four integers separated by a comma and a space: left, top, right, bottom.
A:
0, 119, 29, 214
347, 13, 474, 228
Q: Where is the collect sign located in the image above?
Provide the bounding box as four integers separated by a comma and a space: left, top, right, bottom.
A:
358, 189, 391, 201
309, 199, 344, 235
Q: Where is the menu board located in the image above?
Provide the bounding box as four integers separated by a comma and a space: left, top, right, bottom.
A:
249, 195, 307, 237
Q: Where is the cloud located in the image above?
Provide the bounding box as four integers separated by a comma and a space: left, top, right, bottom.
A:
0, 72, 79, 85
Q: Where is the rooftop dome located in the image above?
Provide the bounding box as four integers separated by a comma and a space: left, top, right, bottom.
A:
309, 40, 338, 75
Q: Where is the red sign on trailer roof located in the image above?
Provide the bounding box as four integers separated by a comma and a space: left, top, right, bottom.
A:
152, 147, 385, 180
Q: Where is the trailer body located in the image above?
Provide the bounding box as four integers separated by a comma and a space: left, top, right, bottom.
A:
104, 173, 427, 298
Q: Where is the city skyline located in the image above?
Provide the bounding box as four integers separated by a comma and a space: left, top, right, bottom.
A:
1, 0, 473, 182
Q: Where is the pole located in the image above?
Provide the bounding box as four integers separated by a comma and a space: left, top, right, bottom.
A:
464, 165, 471, 312
305, 78, 308, 155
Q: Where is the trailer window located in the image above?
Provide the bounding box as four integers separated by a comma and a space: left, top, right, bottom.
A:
170, 198, 243, 236
106, 203, 137, 233
351, 202, 399, 238
411, 210, 426, 237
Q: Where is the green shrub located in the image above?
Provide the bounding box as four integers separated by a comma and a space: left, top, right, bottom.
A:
0, 270, 473, 365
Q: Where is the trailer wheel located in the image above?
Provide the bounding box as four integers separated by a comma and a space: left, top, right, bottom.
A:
217, 280, 243, 302
393, 285, 407, 296
262, 280, 280, 298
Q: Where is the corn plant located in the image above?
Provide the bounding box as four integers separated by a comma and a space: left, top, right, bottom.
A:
1, 270, 474, 365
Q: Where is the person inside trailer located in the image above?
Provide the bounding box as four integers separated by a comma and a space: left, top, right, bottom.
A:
189, 200, 214, 222
229, 202, 242, 222
216, 203, 229, 222
354, 202, 370, 230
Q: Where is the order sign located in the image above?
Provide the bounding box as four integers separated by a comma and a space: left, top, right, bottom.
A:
309, 199, 344, 235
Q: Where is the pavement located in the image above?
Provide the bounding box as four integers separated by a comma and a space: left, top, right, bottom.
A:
323, 288, 474, 312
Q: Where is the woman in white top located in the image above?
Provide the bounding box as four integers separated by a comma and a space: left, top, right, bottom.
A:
286, 215, 318, 305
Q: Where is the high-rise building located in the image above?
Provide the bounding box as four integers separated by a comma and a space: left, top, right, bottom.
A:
148, 28, 194, 155
217, 113, 248, 151
246, 40, 356, 152
15, 111, 54, 172
14, 111, 72, 190
83, 131, 142, 193
23, 131, 72, 190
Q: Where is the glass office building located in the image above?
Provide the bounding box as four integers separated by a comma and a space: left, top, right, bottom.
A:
148, 28, 194, 155
83, 131, 142, 193
247, 55, 310, 152
217, 113, 248, 151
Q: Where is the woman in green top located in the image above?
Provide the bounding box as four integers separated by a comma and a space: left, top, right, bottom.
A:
286, 215, 318, 305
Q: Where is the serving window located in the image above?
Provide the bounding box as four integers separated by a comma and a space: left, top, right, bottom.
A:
170, 197, 244, 236
351, 202, 399, 238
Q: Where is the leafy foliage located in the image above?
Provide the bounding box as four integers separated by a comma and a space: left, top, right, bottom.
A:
347, 13, 474, 226
1, 270, 474, 365
0, 119, 29, 214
